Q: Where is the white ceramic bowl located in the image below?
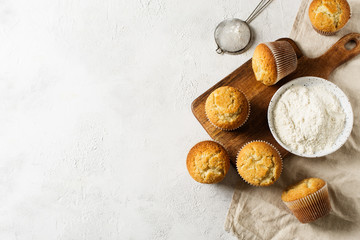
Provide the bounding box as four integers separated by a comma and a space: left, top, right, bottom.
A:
268, 76, 353, 158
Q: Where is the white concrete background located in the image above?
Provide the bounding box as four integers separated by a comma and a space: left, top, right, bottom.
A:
0, 0, 301, 239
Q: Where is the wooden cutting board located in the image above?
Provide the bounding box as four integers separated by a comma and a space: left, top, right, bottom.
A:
191, 33, 360, 167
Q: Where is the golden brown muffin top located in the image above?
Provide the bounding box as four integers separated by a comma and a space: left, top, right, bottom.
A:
186, 141, 230, 184
282, 177, 326, 202
236, 141, 282, 186
252, 43, 278, 86
205, 86, 249, 130
309, 0, 351, 33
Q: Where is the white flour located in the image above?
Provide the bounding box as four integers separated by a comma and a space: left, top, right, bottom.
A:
273, 85, 345, 154
215, 19, 251, 52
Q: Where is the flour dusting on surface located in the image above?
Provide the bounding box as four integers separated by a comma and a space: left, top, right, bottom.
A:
273, 85, 345, 154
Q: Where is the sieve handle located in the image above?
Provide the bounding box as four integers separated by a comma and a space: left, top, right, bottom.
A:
216, 46, 224, 54
245, 0, 273, 24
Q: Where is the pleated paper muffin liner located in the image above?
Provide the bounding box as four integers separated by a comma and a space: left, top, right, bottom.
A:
283, 183, 331, 223
312, 25, 339, 36
205, 87, 251, 131
236, 140, 283, 187
264, 41, 298, 84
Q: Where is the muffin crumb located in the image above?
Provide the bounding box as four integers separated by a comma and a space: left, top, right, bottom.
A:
309, 0, 351, 34
282, 177, 326, 202
187, 141, 230, 184
205, 86, 249, 130
236, 141, 282, 186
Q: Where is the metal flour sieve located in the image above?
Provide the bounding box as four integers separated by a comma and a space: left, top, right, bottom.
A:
215, 0, 273, 54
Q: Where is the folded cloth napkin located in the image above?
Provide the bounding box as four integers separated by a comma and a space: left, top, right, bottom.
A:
224, 0, 360, 239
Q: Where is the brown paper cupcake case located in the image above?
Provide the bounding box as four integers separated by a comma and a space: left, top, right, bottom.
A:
205, 87, 251, 131
283, 183, 331, 223
312, 25, 339, 36
264, 41, 298, 84
235, 140, 283, 187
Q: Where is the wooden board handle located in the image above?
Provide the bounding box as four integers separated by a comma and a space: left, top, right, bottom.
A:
317, 33, 360, 77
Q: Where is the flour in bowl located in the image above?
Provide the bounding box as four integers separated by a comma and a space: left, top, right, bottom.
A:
273, 85, 345, 154
215, 19, 251, 52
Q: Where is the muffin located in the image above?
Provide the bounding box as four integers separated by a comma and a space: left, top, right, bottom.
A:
282, 178, 331, 223
186, 141, 230, 184
205, 86, 250, 130
252, 41, 298, 86
236, 141, 282, 186
309, 0, 351, 35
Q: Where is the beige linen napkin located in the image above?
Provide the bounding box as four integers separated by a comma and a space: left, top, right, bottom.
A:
224, 0, 360, 239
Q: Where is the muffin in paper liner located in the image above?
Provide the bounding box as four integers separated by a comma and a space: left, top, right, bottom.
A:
282, 183, 331, 223
236, 140, 283, 187
205, 86, 250, 131
309, 0, 351, 36
186, 140, 230, 184
264, 41, 298, 84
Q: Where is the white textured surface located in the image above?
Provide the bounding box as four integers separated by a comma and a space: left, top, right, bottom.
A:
0, 0, 300, 239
